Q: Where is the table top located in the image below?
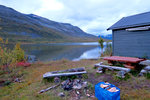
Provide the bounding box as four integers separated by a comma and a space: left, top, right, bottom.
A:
103, 56, 145, 63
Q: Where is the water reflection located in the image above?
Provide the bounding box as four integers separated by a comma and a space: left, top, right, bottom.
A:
20, 42, 104, 62
73, 47, 101, 61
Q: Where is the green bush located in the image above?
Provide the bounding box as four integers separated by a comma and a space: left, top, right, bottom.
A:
104, 42, 112, 56
98, 37, 104, 56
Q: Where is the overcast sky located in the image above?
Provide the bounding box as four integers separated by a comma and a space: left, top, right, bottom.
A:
0, 0, 150, 36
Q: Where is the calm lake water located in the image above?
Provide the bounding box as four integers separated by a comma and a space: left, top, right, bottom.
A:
20, 42, 105, 62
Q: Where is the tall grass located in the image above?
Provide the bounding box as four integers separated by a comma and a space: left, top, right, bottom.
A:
103, 42, 112, 56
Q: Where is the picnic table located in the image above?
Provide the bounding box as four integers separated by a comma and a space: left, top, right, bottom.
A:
103, 56, 145, 69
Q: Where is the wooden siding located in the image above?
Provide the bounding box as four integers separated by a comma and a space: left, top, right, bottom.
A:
113, 29, 150, 58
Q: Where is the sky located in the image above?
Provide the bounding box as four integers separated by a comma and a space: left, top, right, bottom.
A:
0, 0, 150, 36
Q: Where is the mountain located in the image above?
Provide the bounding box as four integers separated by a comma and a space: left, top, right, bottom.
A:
0, 5, 97, 43
98, 34, 112, 40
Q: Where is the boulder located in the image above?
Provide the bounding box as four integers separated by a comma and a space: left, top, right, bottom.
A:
140, 60, 150, 66
144, 66, 150, 71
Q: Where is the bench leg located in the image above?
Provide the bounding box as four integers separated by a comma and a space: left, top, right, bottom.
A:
117, 71, 126, 78
97, 67, 105, 73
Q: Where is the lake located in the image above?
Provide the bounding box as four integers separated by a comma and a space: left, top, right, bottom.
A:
21, 42, 105, 62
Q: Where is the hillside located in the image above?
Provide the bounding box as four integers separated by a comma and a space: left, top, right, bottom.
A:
0, 5, 97, 43
98, 34, 112, 40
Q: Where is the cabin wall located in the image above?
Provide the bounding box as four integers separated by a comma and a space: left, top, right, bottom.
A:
113, 29, 150, 58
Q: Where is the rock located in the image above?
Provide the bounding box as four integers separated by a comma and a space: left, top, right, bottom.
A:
76, 91, 80, 95
98, 67, 103, 71
96, 70, 103, 73
4, 81, 11, 86
140, 60, 150, 66
86, 94, 90, 97
61, 79, 73, 91
73, 80, 88, 89
82, 81, 88, 88
54, 77, 60, 83
139, 68, 150, 76
58, 92, 65, 97
27, 55, 37, 63
73, 84, 82, 89
144, 66, 150, 71
73, 79, 82, 89
14, 78, 21, 83
141, 69, 147, 73
77, 75, 83, 79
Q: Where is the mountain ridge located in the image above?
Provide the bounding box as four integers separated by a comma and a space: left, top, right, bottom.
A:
98, 34, 112, 40
0, 5, 97, 43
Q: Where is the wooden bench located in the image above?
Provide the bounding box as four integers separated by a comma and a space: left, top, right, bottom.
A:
94, 63, 131, 78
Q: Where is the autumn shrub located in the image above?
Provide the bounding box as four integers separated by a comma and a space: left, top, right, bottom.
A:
0, 37, 25, 70
0, 46, 13, 66
12, 43, 25, 62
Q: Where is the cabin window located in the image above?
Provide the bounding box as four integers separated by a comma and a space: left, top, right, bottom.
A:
126, 26, 150, 31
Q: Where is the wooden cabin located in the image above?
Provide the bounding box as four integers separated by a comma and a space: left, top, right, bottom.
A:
107, 12, 150, 59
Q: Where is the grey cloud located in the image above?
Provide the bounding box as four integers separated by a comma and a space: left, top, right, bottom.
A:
0, 0, 150, 36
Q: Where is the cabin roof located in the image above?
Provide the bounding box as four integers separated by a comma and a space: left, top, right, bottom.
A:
107, 11, 150, 30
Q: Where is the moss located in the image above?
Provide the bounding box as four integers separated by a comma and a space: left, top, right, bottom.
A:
113, 73, 131, 81
42, 77, 54, 83
87, 83, 94, 91
82, 74, 88, 79
144, 73, 150, 79
130, 70, 140, 77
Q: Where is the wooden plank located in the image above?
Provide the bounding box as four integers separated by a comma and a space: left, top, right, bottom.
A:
104, 56, 144, 63
97, 64, 131, 72
124, 64, 135, 69
43, 71, 87, 78
113, 29, 150, 59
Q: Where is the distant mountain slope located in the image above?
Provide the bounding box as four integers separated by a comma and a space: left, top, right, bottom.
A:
0, 5, 97, 43
98, 34, 112, 40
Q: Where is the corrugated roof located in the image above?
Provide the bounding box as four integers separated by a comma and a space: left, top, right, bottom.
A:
107, 11, 150, 30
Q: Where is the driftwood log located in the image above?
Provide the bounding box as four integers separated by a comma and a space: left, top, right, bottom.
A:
43, 67, 86, 78
50, 67, 85, 74
43, 71, 87, 78
38, 84, 60, 94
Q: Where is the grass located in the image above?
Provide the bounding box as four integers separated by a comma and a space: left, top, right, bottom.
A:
0, 59, 150, 100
